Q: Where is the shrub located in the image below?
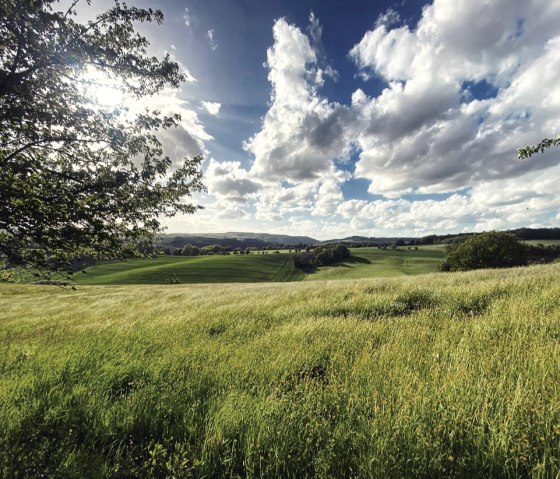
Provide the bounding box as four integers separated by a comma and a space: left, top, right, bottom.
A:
441, 232, 527, 271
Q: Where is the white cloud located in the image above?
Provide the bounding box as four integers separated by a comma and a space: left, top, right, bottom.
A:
125, 88, 212, 168
207, 29, 218, 50
375, 8, 401, 28
201, 100, 221, 116
332, 162, 560, 237
244, 17, 353, 182
205, 159, 261, 202
207, 199, 251, 220
348, 0, 560, 196
166, 3, 560, 238
183, 8, 191, 28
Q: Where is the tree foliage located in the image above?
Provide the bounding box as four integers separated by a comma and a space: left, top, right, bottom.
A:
441, 232, 527, 272
294, 244, 350, 270
517, 135, 560, 159
0, 0, 204, 278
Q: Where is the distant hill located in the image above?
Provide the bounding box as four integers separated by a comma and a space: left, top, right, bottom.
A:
159, 232, 318, 250
323, 236, 415, 244
158, 227, 560, 251
222, 232, 318, 245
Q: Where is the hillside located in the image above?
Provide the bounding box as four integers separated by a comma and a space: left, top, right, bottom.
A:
158, 228, 560, 251
73, 254, 304, 285
306, 245, 445, 280
2, 264, 560, 477
69, 246, 444, 285
159, 232, 318, 250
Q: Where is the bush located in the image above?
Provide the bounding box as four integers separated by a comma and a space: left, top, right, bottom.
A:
441, 232, 527, 271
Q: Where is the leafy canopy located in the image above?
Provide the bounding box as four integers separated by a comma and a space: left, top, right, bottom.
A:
0, 0, 204, 278
441, 232, 527, 272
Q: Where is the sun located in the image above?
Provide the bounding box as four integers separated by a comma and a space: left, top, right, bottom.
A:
81, 68, 124, 108
91, 82, 124, 107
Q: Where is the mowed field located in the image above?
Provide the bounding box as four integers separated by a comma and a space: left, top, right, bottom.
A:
73, 246, 445, 285
307, 245, 445, 281
2, 263, 560, 477
74, 253, 305, 285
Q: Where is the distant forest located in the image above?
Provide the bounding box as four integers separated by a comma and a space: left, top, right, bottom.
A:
158, 228, 560, 253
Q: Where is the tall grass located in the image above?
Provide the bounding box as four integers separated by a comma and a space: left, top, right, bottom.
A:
1, 264, 560, 477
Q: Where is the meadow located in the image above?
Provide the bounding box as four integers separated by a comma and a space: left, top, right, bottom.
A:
2, 263, 560, 477
306, 245, 445, 281
73, 253, 305, 285
71, 246, 445, 285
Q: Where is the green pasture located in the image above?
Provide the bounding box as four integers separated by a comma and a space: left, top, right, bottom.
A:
72, 246, 445, 285
2, 263, 560, 477
73, 253, 304, 285
306, 245, 446, 281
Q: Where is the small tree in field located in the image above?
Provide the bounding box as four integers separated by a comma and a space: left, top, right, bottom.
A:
182, 244, 199, 257
0, 0, 204, 278
441, 232, 527, 271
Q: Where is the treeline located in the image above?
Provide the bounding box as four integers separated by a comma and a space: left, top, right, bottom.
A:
161, 244, 307, 256
333, 228, 560, 248
162, 235, 312, 251
294, 244, 350, 271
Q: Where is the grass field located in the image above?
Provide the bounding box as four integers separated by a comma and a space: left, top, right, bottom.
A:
523, 239, 560, 246
71, 246, 445, 285
307, 245, 445, 281
73, 253, 304, 285
2, 263, 560, 477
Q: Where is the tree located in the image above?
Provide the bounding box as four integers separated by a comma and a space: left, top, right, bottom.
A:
0, 0, 204, 278
518, 135, 560, 159
441, 232, 527, 271
182, 244, 199, 256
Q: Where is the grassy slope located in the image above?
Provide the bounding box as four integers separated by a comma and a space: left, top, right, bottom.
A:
73, 246, 444, 286
523, 239, 560, 246
307, 245, 446, 281
2, 264, 560, 477
74, 253, 304, 285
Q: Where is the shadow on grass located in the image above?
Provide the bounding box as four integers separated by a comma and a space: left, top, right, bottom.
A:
302, 255, 372, 275
332, 255, 372, 267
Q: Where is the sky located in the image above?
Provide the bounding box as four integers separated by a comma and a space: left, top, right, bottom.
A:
88, 0, 560, 240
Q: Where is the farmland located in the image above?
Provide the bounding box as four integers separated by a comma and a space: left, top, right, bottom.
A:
73, 253, 305, 285
2, 263, 560, 477
71, 246, 446, 285
306, 245, 445, 281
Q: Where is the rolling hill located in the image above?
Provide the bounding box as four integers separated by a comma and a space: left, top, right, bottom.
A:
73, 253, 305, 285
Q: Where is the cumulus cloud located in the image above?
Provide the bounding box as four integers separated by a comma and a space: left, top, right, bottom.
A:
201, 100, 221, 116
124, 88, 210, 166
244, 17, 353, 182
170, 3, 560, 238
205, 159, 261, 202
331, 161, 560, 237
348, 0, 560, 196
207, 199, 251, 220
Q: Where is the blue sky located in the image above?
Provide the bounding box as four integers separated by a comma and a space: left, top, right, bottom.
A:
89, 0, 560, 239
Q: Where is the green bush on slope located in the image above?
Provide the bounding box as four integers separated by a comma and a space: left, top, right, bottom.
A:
441, 231, 527, 271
